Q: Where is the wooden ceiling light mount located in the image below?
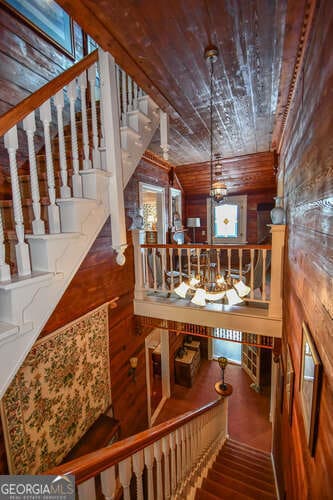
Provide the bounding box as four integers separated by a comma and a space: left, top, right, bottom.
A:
204, 45, 218, 65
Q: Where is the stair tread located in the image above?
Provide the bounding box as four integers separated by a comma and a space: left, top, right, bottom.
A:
227, 439, 271, 457
218, 450, 272, 471
213, 460, 275, 487
215, 456, 273, 479
212, 462, 274, 492
202, 477, 254, 500
208, 468, 276, 499
223, 443, 272, 464
195, 489, 222, 500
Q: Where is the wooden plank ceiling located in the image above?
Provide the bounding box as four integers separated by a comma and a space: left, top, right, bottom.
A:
57, 0, 308, 193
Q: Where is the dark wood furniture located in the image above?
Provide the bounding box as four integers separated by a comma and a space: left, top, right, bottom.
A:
175, 347, 200, 388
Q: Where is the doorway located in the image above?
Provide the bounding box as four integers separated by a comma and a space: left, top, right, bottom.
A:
139, 182, 166, 244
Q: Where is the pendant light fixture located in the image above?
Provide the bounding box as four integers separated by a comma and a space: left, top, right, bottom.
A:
205, 45, 227, 204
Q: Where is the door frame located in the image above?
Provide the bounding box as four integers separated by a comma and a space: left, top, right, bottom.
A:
139, 182, 166, 244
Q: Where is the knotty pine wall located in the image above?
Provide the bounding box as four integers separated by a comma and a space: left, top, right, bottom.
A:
185, 190, 276, 244
0, 3, 85, 197
273, 1, 333, 498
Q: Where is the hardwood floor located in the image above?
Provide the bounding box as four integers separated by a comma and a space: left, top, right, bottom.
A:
155, 359, 272, 452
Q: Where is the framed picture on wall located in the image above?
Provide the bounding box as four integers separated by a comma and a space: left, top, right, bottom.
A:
300, 322, 322, 456
285, 344, 295, 424
2, 0, 74, 56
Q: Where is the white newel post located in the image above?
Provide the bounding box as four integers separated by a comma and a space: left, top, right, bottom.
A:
132, 229, 146, 299
4, 126, 31, 276
67, 79, 83, 197
22, 111, 45, 235
54, 89, 71, 199
39, 100, 61, 233
268, 224, 286, 319
160, 110, 169, 160
99, 48, 127, 266
0, 208, 10, 282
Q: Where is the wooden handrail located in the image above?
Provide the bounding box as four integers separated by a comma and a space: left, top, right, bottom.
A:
0, 50, 98, 136
47, 398, 222, 484
141, 243, 272, 250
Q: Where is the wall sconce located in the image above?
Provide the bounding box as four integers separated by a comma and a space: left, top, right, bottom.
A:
128, 357, 138, 382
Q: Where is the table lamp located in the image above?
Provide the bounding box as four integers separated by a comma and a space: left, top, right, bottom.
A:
187, 217, 200, 242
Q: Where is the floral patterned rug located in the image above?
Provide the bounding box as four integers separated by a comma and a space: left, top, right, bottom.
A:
0, 303, 111, 474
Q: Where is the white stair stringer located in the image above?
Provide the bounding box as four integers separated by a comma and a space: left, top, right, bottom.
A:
0, 175, 111, 399
122, 95, 160, 188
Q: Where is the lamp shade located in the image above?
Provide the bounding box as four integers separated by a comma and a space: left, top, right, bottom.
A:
187, 218, 201, 228
174, 281, 190, 298
226, 288, 243, 306
191, 288, 207, 306
234, 280, 251, 298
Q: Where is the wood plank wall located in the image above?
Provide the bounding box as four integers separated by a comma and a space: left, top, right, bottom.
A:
0, 3, 84, 195
273, 1, 333, 497
185, 190, 276, 244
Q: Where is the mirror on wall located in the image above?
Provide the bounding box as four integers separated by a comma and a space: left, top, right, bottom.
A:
169, 188, 182, 229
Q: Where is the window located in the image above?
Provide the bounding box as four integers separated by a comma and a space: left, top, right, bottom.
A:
207, 195, 247, 244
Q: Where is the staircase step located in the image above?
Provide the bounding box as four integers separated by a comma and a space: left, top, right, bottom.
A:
195, 489, 222, 500
218, 449, 272, 473
207, 469, 276, 499
223, 442, 272, 465
212, 462, 275, 493
0, 321, 19, 344
201, 477, 253, 500
227, 439, 271, 458
215, 456, 273, 482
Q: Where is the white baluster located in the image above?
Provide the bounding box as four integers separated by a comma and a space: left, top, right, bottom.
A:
119, 457, 132, 500
161, 247, 166, 291
262, 249, 267, 300
0, 208, 10, 282
175, 428, 182, 484
187, 247, 191, 276
250, 249, 255, 298
144, 445, 155, 500
133, 449, 144, 500
227, 248, 232, 277
4, 126, 31, 276
101, 465, 116, 500
181, 427, 186, 480
238, 248, 243, 280
170, 432, 177, 494
133, 81, 138, 110
153, 247, 157, 290
54, 89, 71, 198
217, 248, 221, 275
178, 247, 182, 281
154, 440, 163, 500
116, 64, 121, 118
78, 71, 92, 170
67, 79, 83, 197
77, 478, 96, 500
162, 436, 171, 499
121, 69, 127, 125
39, 100, 61, 233
144, 248, 149, 288
169, 248, 174, 290
23, 111, 45, 235
88, 63, 101, 169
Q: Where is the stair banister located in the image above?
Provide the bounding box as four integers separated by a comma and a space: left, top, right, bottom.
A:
47, 398, 226, 491
0, 50, 98, 137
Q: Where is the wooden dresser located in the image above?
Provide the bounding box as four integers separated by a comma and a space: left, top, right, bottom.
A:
175, 345, 201, 388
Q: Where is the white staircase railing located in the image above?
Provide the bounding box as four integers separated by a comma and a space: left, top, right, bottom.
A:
0, 48, 162, 397
48, 397, 228, 500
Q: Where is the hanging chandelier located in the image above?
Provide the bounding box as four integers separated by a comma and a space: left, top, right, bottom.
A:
206, 46, 227, 204
173, 46, 250, 307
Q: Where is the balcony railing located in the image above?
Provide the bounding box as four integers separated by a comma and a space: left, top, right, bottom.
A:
132, 225, 285, 319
